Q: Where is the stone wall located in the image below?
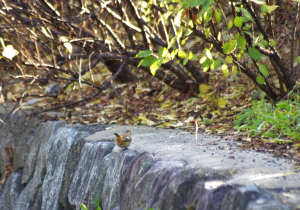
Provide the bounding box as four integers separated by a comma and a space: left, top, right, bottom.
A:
0, 112, 297, 210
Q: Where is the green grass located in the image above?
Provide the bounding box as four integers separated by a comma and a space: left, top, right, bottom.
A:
234, 94, 300, 144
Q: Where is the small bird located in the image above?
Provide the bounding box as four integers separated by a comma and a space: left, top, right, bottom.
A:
114, 130, 132, 149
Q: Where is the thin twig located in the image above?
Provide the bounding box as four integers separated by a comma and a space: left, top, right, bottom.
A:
290, 2, 299, 76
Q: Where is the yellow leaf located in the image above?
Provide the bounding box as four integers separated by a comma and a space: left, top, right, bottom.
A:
212, 99, 218, 105
199, 84, 213, 94
163, 114, 177, 121
225, 56, 232, 63
232, 65, 237, 77
162, 122, 172, 126
161, 101, 173, 109
138, 115, 156, 126
154, 95, 164, 102
178, 50, 186, 58
218, 98, 227, 108
221, 64, 229, 78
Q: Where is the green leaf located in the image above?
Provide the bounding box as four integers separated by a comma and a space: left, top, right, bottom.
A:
243, 31, 252, 36
295, 56, 300, 64
215, 9, 221, 23
223, 39, 237, 54
138, 56, 157, 67
188, 51, 194, 59
240, 17, 249, 24
248, 47, 261, 60
261, 5, 279, 14
81, 203, 88, 210
227, 20, 233, 30
240, 7, 253, 20
251, 90, 262, 100
232, 65, 237, 76
181, 37, 189, 45
174, 60, 180, 65
198, 0, 214, 18
225, 56, 232, 63
204, 8, 213, 24
184, 28, 193, 37
150, 58, 162, 75
214, 58, 222, 69
190, 0, 208, 7
210, 59, 215, 69
235, 7, 241, 12
158, 47, 168, 58
183, 56, 189, 65
168, 37, 177, 49
221, 64, 229, 77
95, 197, 100, 207
269, 39, 276, 47
256, 75, 265, 84
136, 50, 153, 58
234, 16, 243, 28
237, 36, 246, 50
205, 28, 210, 38
181, 0, 207, 9
259, 64, 269, 76
202, 60, 211, 72
236, 51, 242, 60
177, 28, 183, 39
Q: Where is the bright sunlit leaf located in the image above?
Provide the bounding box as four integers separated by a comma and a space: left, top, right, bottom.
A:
178, 50, 186, 58
221, 64, 229, 77
205, 48, 212, 59
150, 58, 162, 75
81, 203, 88, 210
199, 56, 206, 64
60, 36, 72, 53
159, 47, 168, 58
2, 45, 19, 59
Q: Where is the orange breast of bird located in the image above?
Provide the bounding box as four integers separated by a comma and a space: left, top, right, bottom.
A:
114, 130, 132, 149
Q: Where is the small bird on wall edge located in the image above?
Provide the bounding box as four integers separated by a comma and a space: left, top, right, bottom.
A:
114, 130, 132, 149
